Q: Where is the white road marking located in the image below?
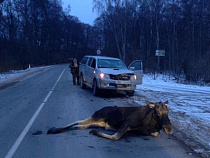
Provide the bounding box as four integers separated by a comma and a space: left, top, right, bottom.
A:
4, 68, 66, 158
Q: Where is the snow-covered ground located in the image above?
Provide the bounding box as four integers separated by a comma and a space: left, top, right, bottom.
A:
0, 66, 49, 88
135, 74, 210, 158
1, 67, 209, 157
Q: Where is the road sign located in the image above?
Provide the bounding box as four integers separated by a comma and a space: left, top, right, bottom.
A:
97, 49, 101, 55
156, 50, 165, 56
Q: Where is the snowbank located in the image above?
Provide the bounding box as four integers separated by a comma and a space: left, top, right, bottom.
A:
0, 66, 50, 88
134, 73, 210, 158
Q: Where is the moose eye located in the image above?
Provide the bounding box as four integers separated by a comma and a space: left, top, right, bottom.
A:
156, 106, 160, 109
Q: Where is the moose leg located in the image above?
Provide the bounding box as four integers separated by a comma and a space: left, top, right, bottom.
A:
89, 121, 130, 140
47, 117, 106, 134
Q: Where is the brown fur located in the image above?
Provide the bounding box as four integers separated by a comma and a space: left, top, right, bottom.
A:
47, 101, 173, 140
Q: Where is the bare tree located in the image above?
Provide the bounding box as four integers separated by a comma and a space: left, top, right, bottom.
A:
93, 0, 136, 61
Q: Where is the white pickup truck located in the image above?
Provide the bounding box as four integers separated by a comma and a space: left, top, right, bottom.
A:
79, 55, 143, 96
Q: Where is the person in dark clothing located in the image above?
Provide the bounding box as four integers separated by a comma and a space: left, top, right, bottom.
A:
69, 58, 80, 85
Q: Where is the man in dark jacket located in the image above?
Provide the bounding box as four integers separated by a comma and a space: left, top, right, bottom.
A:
69, 58, 80, 85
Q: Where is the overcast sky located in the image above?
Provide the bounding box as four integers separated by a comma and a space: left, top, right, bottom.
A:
62, 0, 98, 25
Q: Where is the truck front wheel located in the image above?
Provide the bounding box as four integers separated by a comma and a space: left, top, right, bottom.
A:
126, 91, 134, 97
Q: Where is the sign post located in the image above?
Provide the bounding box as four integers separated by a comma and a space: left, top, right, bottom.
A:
155, 50, 165, 73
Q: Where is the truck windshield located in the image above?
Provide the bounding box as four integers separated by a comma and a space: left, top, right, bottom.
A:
98, 59, 127, 69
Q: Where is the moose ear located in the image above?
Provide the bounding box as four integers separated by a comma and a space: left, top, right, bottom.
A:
164, 100, 169, 106
145, 100, 155, 108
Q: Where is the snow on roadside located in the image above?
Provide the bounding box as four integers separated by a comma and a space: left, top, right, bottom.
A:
0, 66, 50, 87
0, 68, 33, 80
142, 74, 210, 92
134, 73, 210, 158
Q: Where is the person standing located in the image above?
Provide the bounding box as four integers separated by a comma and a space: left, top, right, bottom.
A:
69, 58, 80, 85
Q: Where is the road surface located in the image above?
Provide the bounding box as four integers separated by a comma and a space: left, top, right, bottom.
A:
0, 64, 201, 158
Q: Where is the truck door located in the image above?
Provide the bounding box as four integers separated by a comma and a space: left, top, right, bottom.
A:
128, 60, 143, 85
86, 58, 96, 86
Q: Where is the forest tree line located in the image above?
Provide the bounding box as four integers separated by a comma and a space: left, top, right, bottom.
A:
0, 0, 210, 82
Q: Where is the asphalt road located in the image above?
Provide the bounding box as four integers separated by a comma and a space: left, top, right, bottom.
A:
0, 64, 200, 158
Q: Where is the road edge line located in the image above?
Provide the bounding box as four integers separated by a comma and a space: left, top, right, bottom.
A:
4, 68, 66, 158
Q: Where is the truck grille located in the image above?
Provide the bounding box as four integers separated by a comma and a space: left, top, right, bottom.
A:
109, 74, 132, 80
109, 83, 131, 88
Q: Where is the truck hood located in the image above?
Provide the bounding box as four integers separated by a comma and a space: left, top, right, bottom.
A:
99, 68, 134, 75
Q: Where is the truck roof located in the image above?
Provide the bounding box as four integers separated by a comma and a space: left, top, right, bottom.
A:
84, 55, 121, 60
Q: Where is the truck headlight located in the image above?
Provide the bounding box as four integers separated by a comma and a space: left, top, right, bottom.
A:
99, 73, 110, 79
131, 75, 137, 80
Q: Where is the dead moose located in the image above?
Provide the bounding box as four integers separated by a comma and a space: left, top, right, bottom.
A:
47, 101, 173, 140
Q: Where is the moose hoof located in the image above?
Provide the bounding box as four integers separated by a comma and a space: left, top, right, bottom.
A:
89, 130, 99, 135
47, 127, 58, 134
151, 132, 160, 138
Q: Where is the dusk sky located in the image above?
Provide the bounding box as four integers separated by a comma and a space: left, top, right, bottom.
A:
62, 0, 98, 25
